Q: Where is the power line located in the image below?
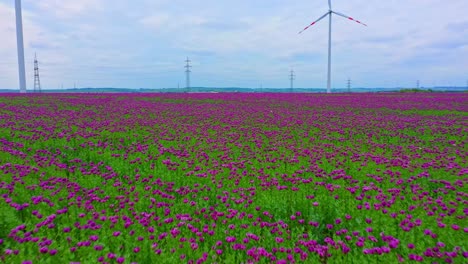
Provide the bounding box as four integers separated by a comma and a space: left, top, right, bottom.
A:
185, 57, 191, 91
33, 53, 41, 93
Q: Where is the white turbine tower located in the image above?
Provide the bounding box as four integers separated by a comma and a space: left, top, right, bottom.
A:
15, 0, 27, 93
299, 0, 366, 94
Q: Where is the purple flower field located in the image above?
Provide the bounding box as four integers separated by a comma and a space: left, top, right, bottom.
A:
0, 93, 466, 263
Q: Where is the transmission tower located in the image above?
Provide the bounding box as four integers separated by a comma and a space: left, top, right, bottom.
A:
289, 70, 295, 92
33, 53, 41, 93
185, 57, 192, 91
347, 78, 351, 93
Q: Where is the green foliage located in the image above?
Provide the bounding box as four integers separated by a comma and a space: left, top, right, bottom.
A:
399, 88, 433, 93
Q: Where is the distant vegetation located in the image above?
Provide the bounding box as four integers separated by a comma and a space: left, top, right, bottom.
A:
399, 88, 433, 93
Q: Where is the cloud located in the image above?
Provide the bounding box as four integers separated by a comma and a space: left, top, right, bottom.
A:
139, 8, 219, 33
199, 20, 250, 31
0, 2, 65, 87
34, 0, 102, 19
282, 52, 323, 62
1, 0, 467, 89
428, 39, 468, 50
446, 21, 468, 32
365, 35, 404, 44
139, 14, 171, 30
0, 3, 18, 52
0, 1, 110, 89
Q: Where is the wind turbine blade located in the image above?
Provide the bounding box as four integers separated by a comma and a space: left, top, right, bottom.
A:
299, 12, 330, 34
328, 0, 332, 9
332, 11, 367, 26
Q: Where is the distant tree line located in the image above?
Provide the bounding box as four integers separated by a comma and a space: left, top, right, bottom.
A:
399, 88, 434, 93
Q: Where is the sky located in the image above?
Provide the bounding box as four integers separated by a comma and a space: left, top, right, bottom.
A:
0, 0, 467, 89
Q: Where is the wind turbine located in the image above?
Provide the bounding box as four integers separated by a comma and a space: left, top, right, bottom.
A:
15, 0, 27, 93
299, 0, 366, 94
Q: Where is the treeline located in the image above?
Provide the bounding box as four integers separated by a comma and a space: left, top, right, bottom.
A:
399, 88, 434, 93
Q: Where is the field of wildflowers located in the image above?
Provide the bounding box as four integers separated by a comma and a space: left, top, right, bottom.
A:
0, 93, 466, 264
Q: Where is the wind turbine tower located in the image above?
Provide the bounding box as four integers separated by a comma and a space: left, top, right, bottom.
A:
289, 69, 295, 92
15, 0, 27, 93
185, 57, 192, 92
299, 0, 367, 94
34, 53, 41, 93
417, 80, 420, 89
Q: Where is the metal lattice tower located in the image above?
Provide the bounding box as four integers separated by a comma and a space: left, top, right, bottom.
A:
289, 70, 295, 92
185, 57, 191, 91
33, 53, 41, 93
347, 78, 351, 93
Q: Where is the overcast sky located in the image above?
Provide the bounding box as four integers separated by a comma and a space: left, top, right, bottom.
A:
0, 0, 467, 89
